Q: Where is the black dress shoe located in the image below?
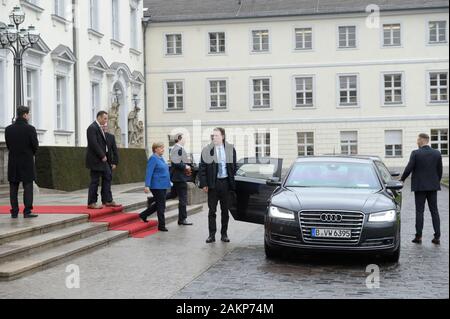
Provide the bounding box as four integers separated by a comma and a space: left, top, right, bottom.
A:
158, 227, 169, 232
139, 213, 148, 223
221, 235, 230, 243
24, 213, 38, 219
11, 214, 18, 219
178, 220, 193, 226
432, 238, 441, 245
412, 236, 422, 244
206, 236, 216, 244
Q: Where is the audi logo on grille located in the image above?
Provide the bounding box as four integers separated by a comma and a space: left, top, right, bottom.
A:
320, 213, 343, 222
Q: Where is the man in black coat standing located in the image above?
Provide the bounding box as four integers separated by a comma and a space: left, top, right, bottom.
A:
102, 124, 120, 207
169, 133, 193, 226
86, 111, 118, 209
5, 106, 39, 218
401, 133, 444, 245
199, 128, 237, 244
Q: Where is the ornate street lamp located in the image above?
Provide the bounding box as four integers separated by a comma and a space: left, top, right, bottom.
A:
132, 94, 140, 108
114, 88, 122, 104
0, 6, 41, 123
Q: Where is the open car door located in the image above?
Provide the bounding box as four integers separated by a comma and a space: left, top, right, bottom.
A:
230, 157, 283, 225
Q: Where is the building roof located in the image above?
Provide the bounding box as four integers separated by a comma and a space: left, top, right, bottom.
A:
143, 0, 449, 23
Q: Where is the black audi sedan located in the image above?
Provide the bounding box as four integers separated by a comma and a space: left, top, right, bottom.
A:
230, 156, 404, 262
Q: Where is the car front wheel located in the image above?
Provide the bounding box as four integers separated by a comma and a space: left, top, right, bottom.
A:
265, 240, 283, 260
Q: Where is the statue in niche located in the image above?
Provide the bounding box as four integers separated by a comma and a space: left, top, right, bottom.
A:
108, 101, 122, 147
136, 121, 144, 148
128, 105, 143, 148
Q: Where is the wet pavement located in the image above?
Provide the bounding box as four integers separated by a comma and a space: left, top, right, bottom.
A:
0, 181, 448, 299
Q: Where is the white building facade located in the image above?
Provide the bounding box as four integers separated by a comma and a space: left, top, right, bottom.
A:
0, 0, 146, 148
143, 0, 449, 170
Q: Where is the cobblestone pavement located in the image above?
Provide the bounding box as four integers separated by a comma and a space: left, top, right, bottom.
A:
174, 182, 449, 299
0, 181, 447, 299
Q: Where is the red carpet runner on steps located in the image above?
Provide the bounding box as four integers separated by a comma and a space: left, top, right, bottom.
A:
0, 205, 159, 238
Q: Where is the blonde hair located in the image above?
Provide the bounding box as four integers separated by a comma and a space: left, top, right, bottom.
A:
152, 142, 165, 153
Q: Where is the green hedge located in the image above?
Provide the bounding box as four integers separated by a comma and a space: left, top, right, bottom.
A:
36, 146, 147, 192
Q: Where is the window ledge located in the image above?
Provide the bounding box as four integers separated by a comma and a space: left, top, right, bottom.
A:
111, 39, 125, 48
88, 29, 104, 39
51, 14, 71, 25
36, 129, 47, 135
20, 0, 45, 14
129, 48, 142, 56
54, 130, 74, 136
251, 107, 273, 111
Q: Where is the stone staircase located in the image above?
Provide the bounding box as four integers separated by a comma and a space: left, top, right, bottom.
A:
0, 200, 204, 281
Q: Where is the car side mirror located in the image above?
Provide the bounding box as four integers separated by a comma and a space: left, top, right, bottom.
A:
386, 180, 403, 191
266, 178, 282, 187
390, 171, 401, 177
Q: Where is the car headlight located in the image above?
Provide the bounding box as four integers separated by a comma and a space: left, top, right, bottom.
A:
269, 206, 295, 220
368, 210, 397, 222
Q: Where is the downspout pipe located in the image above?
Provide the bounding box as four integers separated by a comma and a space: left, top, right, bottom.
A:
142, 16, 151, 155
72, 0, 80, 146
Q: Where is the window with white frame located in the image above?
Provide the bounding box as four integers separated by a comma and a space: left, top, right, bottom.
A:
383, 73, 403, 105
297, 132, 314, 156
54, 0, 66, 18
429, 21, 448, 44
25, 68, 39, 126
252, 30, 269, 52
130, 4, 139, 49
55, 76, 67, 130
385, 130, 403, 157
209, 32, 225, 54
295, 77, 314, 107
295, 28, 312, 50
431, 129, 448, 156
252, 78, 271, 109
89, 0, 99, 30
338, 26, 356, 48
339, 75, 358, 106
111, 0, 120, 41
165, 81, 184, 111
166, 34, 182, 55
208, 80, 227, 110
91, 82, 101, 122
429, 72, 448, 103
255, 132, 271, 158
340, 131, 358, 155
383, 24, 401, 47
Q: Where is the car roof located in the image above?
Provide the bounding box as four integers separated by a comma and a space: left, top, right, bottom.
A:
295, 155, 376, 164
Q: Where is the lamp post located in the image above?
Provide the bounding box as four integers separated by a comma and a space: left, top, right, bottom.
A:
132, 94, 140, 108
0, 6, 41, 123
114, 88, 122, 105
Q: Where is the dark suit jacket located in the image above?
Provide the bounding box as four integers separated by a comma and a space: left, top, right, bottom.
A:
105, 133, 119, 166
401, 145, 443, 192
85, 121, 108, 172
170, 144, 192, 183
199, 142, 237, 191
5, 117, 39, 183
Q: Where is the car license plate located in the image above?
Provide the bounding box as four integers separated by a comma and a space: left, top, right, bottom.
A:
311, 228, 352, 239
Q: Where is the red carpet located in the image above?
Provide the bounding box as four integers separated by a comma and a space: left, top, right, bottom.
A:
0, 205, 159, 238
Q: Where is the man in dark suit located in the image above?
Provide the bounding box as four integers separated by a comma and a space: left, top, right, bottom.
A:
86, 111, 117, 209
169, 133, 193, 226
199, 128, 237, 244
401, 133, 443, 245
101, 124, 120, 208
5, 106, 39, 218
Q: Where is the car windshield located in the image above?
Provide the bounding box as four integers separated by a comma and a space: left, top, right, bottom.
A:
285, 161, 381, 189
